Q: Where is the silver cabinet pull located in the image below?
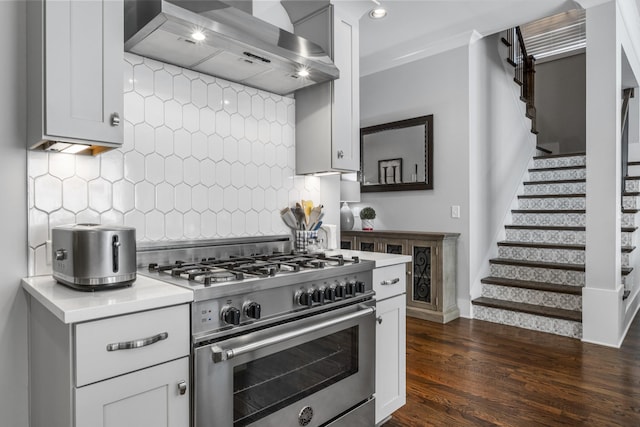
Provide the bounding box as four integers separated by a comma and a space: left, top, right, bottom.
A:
106, 332, 168, 351
178, 381, 187, 396
376, 316, 383, 324
337, 150, 344, 159
110, 112, 120, 126
380, 278, 400, 286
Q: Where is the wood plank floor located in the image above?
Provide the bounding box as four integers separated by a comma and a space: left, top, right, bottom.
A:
384, 316, 640, 426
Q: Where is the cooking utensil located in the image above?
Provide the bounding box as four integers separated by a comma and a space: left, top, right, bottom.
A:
293, 204, 306, 228
308, 209, 324, 231
280, 207, 298, 230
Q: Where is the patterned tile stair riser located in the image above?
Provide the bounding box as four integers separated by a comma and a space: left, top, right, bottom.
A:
528, 168, 586, 182
524, 181, 586, 195
473, 305, 583, 339
623, 195, 640, 210
505, 228, 586, 245
519, 197, 585, 210
489, 263, 585, 286
498, 246, 585, 264
532, 155, 586, 169
511, 212, 586, 227
481, 283, 582, 311
626, 178, 640, 193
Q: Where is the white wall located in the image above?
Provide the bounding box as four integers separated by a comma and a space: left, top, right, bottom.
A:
359, 46, 472, 316
0, 1, 28, 426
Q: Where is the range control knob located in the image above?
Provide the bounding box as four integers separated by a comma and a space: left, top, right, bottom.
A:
311, 288, 325, 305
345, 281, 355, 297
355, 281, 366, 294
221, 306, 241, 325
323, 287, 336, 302
334, 283, 345, 299
243, 301, 261, 319
296, 291, 313, 307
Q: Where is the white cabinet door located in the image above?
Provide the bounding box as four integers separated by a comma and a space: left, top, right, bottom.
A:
45, 0, 123, 145
375, 294, 407, 424
75, 357, 189, 427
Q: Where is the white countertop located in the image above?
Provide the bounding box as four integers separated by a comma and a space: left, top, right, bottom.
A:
326, 249, 411, 268
22, 275, 193, 324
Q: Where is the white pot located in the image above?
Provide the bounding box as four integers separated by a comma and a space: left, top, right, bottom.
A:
361, 219, 374, 231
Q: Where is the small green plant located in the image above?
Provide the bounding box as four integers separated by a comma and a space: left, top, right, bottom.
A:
359, 207, 376, 220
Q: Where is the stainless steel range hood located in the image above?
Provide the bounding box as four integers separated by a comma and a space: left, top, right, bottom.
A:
124, 0, 339, 95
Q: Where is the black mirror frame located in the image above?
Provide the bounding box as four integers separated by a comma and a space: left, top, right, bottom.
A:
359, 114, 433, 192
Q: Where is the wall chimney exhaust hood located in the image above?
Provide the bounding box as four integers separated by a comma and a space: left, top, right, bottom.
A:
124, 0, 340, 95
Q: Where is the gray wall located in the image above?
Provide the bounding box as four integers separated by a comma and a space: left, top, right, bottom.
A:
0, 1, 28, 426
535, 53, 586, 154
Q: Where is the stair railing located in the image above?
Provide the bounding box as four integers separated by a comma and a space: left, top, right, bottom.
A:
622, 88, 634, 200
504, 27, 538, 134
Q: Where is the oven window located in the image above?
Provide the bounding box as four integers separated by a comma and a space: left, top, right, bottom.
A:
233, 326, 359, 426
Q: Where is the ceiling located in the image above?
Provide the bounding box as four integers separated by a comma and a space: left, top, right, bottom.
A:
354, 0, 580, 76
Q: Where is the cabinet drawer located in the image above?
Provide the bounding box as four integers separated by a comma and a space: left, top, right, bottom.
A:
373, 264, 406, 300
75, 304, 189, 387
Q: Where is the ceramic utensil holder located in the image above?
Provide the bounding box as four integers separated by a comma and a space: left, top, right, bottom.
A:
295, 230, 318, 252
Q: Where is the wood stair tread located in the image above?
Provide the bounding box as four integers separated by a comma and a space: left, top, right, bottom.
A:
625, 176, 640, 180
490, 258, 584, 271
535, 146, 553, 154
480, 276, 582, 295
533, 152, 586, 160
511, 209, 585, 214
472, 297, 582, 322
622, 226, 638, 232
505, 225, 585, 231
628, 161, 640, 166
624, 192, 640, 196
623, 209, 640, 214
529, 165, 586, 172
524, 178, 585, 185
622, 246, 636, 253
518, 193, 585, 199
497, 241, 585, 250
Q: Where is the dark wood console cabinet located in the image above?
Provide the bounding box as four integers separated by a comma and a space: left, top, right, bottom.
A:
341, 230, 459, 323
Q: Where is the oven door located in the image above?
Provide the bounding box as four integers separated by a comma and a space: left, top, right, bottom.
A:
194, 299, 375, 427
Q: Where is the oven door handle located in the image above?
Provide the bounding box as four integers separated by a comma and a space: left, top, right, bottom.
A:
210, 306, 375, 363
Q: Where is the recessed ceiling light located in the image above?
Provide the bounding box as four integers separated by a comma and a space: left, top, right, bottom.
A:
297, 69, 310, 77
369, 8, 387, 19
191, 31, 206, 41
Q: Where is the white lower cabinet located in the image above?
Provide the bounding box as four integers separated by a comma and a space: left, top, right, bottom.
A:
373, 264, 407, 425
75, 357, 189, 427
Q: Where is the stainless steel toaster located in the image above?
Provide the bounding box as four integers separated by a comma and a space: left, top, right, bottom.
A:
52, 224, 137, 290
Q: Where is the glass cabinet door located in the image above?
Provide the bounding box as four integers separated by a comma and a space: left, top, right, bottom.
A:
356, 236, 378, 252
382, 239, 406, 255
408, 240, 438, 312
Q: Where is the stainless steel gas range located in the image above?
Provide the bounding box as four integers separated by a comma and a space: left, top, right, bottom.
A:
137, 236, 376, 427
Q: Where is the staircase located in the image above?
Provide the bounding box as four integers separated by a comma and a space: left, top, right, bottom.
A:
472, 152, 637, 339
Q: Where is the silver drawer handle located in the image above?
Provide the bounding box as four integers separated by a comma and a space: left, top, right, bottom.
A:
380, 278, 400, 286
106, 332, 168, 352
110, 112, 120, 126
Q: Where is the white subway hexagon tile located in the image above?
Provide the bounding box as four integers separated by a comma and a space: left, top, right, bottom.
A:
208, 134, 224, 162
216, 110, 231, 137
175, 183, 192, 213
258, 121, 270, 143
238, 92, 251, 117
200, 159, 216, 186
207, 84, 223, 111
162, 62, 183, 76
88, 178, 113, 213
271, 212, 288, 234
231, 114, 244, 140
100, 210, 124, 226
34, 175, 62, 212
270, 123, 282, 145
164, 100, 183, 130
124, 151, 145, 183
192, 184, 208, 213
216, 161, 231, 187
217, 211, 232, 236
251, 94, 264, 119
223, 87, 238, 114
231, 163, 245, 188
276, 102, 287, 125
165, 210, 183, 240
135, 181, 155, 213
223, 137, 238, 163
154, 69, 173, 101
277, 188, 288, 208
156, 183, 175, 213
208, 186, 224, 212
112, 180, 135, 213
174, 129, 192, 159
182, 67, 200, 80
173, 74, 191, 104
264, 143, 276, 167
252, 188, 265, 211
133, 64, 154, 97
124, 210, 145, 238
76, 209, 99, 225
145, 211, 165, 240
270, 166, 282, 189
145, 153, 165, 184
144, 96, 164, 128
155, 126, 174, 157
186, 211, 205, 237
237, 139, 251, 165
124, 61, 134, 93
124, 91, 145, 125
165, 156, 184, 185
49, 153, 75, 180
33, 244, 50, 276
232, 211, 245, 235
275, 146, 287, 167
191, 132, 208, 160
246, 211, 259, 235
134, 123, 155, 155
288, 188, 300, 205
28, 151, 49, 178
287, 103, 295, 126
201, 211, 217, 238
191, 79, 207, 108
49, 208, 75, 230
124, 52, 143, 65
259, 210, 271, 234
29, 209, 49, 249
258, 165, 270, 189
282, 125, 294, 148
75, 155, 100, 181
264, 98, 276, 122
245, 164, 258, 188
238, 188, 251, 212
245, 117, 258, 142
184, 158, 201, 186
121, 120, 135, 153
143, 57, 164, 71
251, 141, 265, 165
183, 104, 200, 132
287, 149, 295, 169
223, 187, 239, 211
281, 168, 294, 189
199, 108, 216, 135
264, 188, 277, 210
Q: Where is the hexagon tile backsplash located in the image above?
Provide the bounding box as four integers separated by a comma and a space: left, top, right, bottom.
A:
27, 53, 320, 276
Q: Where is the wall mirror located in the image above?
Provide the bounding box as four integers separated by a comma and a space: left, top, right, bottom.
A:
359, 114, 433, 192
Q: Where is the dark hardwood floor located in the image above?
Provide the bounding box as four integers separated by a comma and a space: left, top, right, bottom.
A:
384, 315, 640, 426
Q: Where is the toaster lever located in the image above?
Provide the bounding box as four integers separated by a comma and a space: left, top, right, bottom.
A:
112, 235, 120, 273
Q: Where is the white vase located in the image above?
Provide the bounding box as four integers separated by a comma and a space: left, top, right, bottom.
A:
361, 219, 374, 231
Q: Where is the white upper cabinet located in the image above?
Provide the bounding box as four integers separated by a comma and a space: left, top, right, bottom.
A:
292, 3, 360, 174
27, 0, 124, 154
